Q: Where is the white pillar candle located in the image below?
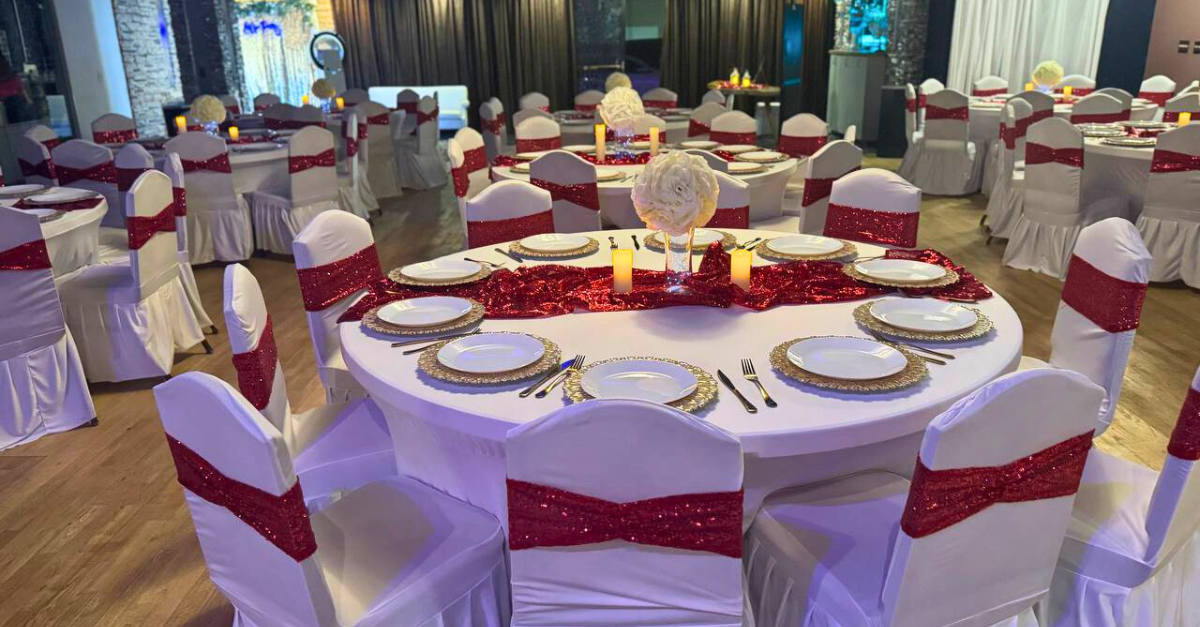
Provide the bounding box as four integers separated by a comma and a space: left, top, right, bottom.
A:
175, 115, 187, 135
228, 126, 240, 141
613, 249, 633, 293
595, 123, 606, 162
731, 249, 752, 289
649, 127, 659, 157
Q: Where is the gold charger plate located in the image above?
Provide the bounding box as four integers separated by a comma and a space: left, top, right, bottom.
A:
852, 301, 994, 342
389, 264, 493, 287
755, 238, 857, 262
417, 333, 561, 385
842, 261, 960, 289
362, 299, 485, 337
563, 356, 718, 413
735, 152, 788, 164
644, 230, 737, 253
769, 336, 929, 393
509, 237, 600, 259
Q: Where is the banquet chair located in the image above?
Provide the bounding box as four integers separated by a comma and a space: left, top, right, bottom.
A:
52, 140, 121, 226
394, 88, 420, 137
154, 372, 509, 627
905, 89, 983, 196
1136, 124, 1200, 288
166, 131, 253, 263
109, 142, 155, 226
512, 108, 553, 129
292, 212, 378, 402
710, 111, 758, 146
897, 84, 923, 180
451, 127, 490, 196
985, 100, 1033, 241
249, 126, 341, 255
688, 101, 728, 139
633, 113, 669, 142
574, 89, 604, 112
682, 148, 728, 173
1017, 218, 1151, 435
57, 170, 204, 381
746, 368, 1105, 627
972, 75, 1008, 97
706, 170, 751, 229
701, 88, 728, 106
795, 139, 862, 234
530, 150, 602, 233
1162, 92, 1200, 123
507, 399, 747, 627
519, 91, 551, 112
1042, 364, 1200, 626
824, 168, 920, 248
253, 93, 281, 111
335, 112, 375, 220
219, 94, 241, 115
16, 136, 57, 187
988, 90, 1055, 191
291, 105, 327, 129
162, 153, 216, 335
340, 88, 369, 106
843, 124, 857, 144
1009, 89, 1056, 125
91, 113, 138, 145
0, 206, 94, 451
448, 139, 471, 236
642, 87, 679, 109
1069, 93, 1126, 124
263, 102, 298, 131
395, 95, 446, 190
1003, 119, 1129, 278
464, 180, 553, 248
357, 100, 401, 199
778, 113, 829, 160
1093, 87, 1134, 117
223, 263, 395, 505
917, 78, 944, 126
1139, 74, 1176, 107
1057, 74, 1097, 96
25, 124, 62, 149
515, 116, 562, 153
1179, 81, 1200, 97
480, 98, 507, 162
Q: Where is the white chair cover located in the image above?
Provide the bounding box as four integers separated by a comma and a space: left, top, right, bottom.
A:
480, 98, 507, 162
986, 90, 1056, 199
91, 113, 138, 145
57, 170, 203, 381
166, 131, 253, 263
897, 84, 923, 180
1094, 88, 1134, 113
519, 91, 551, 112
843, 124, 857, 144
452, 127, 490, 197
797, 139, 862, 235
507, 399, 746, 627
154, 372, 508, 627
263, 103, 298, 131
705, 171, 751, 230
1042, 364, 1200, 627
701, 88, 728, 106
0, 207, 94, 450
51, 140, 121, 227
1069, 93, 1126, 124
1178, 81, 1200, 96
292, 211, 376, 402
448, 139, 470, 236
1136, 124, 1200, 287
1162, 93, 1200, 123
682, 148, 729, 173
529, 150, 602, 234
1057, 74, 1097, 94
464, 180, 554, 249
972, 75, 1008, 97
357, 101, 401, 199
253, 93, 281, 111
16, 136, 56, 187
162, 152, 215, 331
986, 99, 1032, 239
710, 111, 758, 146
905, 89, 983, 195
292, 105, 326, 128
250, 126, 341, 255
1138, 74, 1177, 107
25, 124, 60, 148
109, 142, 156, 228
219, 94, 241, 115
515, 116, 562, 153
336, 112, 376, 220
395, 95, 447, 190
340, 88, 369, 106
574, 89, 604, 111
917, 78, 944, 126
824, 168, 921, 249
512, 107, 554, 128
688, 102, 728, 140
779, 113, 829, 160
746, 368, 1105, 627
642, 87, 679, 109
634, 113, 669, 141
393, 87, 420, 134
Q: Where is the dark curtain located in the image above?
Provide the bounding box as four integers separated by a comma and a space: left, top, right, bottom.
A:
923, 0, 956, 84
661, 0, 787, 108
331, 0, 575, 127
800, 0, 833, 118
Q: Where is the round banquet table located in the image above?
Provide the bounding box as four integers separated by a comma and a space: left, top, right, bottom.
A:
151, 145, 290, 197
556, 113, 692, 147
1081, 138, 1154, 217
492, 157, 797, 228
967, 98, 1159, 146
340, 228, 1024, 525
36, 195, 107, 277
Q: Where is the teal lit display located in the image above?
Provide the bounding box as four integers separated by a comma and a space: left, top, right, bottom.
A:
849, 0, 889, 54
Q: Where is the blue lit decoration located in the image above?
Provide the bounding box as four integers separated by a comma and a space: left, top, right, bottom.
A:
849, 0, 889, 54
243, 20, 285, 37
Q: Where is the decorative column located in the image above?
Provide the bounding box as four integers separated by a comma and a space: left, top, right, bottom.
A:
885, 0, 929, 85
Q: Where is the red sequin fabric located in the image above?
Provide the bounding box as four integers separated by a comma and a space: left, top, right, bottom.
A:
777, 134, 828, 158
711, 150, 739, 163
42, 137, 63, 150
1151, 149, 1200, 174
516, 137, 563, 153
1029, 109, 1054, 125
906, 98, 918, 113
463, 146, 488, 173
1140, 91, 1173, 107
116, 166, 150, 192
451, 165, 470, 198
166, 435, 317, 561
55, 161, 117, 185
173, 187, 187, 217
1060, 255, 1147, 333
572, 105, 597, 113
396, 102, 418, 114
924, 105, 969, 121
972, 88, 1007, 97
531, 178, 600, 211
1070, 112, 1127, 124
883, 248, 994, 301
802, 168, 860, 207
709, 131, 756, 145
643, 99, 677, 109
580, 152, 652, 166
19, 158, 55, 180
296, 244, 383, 311
688, 120, 711, 137
14, 197, 103, 212
231, 316, 278, 410
467, 210, 555, 248
705, 205, 750, 229
180, 153, 233, 174
506, 478, 744, 558
1023, 143, 1084, 168
416, 107, 439, 126
825, 203, 920, 248
287, 148, 336, 174
901, 431, 1094, 538
1163, 110, 1198, 123
484, 114, 506, 135
366, 112, 391, 126
917, 94, 927, 109
0, 239, 52, 271
93, 128, 138, 144
127, 204, 177, 250
1168, 387, 1200, 460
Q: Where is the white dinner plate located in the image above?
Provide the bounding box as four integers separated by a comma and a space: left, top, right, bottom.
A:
25, 188, 100, 205
233, 143, 280, 152
436, 333, 545, 374
787, 337, 907, 381
377, 296, 473, 328
0, 184, 46, 197
1123, 120, 1172, 129
766, 234, 842, 256
580, 359, 698, 404
680, 140, 719, 150
691, 228, 722, 247
563, 144, 595, 153
726, 161, 766, 174
399, 258, 482, 282
869, 299, 978, 332
519, 233, 591, 252
719, 144, 758, 154
595, 168, 623, 182
737, 150, 786, 163
854, 259, 947, 284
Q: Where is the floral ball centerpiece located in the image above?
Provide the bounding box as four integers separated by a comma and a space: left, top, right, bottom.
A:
189, 95, 227, 135
605, 71, 632, 92
599, 87, 644, 154
632, 150, 719, 281
1031, 61, 1064, 94
312, 78, 336, 111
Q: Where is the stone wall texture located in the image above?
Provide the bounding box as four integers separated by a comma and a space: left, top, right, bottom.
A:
112, 0, 183, 137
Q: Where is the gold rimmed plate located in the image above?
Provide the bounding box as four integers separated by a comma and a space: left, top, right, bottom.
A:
852, 301, 994, 342
769, 336, 929, 393
843, 259, 960, 289
756, 236, 856, 262
563, 356, 718, 413
644, 229, 736, 253
362, 299, 486, 337
418, 333, 560, 385
509, 234, 600, 259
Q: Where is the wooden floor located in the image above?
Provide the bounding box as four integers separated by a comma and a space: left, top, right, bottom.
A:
1, 155, 1197, 626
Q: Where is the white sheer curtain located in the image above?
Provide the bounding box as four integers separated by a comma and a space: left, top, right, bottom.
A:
947, 0, 1110, 94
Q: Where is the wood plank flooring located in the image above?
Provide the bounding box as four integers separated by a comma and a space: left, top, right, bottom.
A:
0, 155, 1196, 626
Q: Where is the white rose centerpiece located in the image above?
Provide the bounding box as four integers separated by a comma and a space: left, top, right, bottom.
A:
599, 86, 644, 151
632, 151, 719, 279
1032, 61, 1064, 93
605, 71, 632, 92
312, 78, 336, 99
189, 95, 227, 134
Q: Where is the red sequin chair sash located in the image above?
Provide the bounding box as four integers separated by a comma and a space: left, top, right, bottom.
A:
0, 239, 52, 271
825, 203, 919, 248
507, 478, 744, 558
1139, 91, 1173, 107
173, 187, 187, 217
366, 112, 391, 126
1025, 143, 1084, 168
226, 104, 241, 115
116, 166, 150, 192
19, 158, 55, 180
466, 210, 555, 248
296, 244, 383, 311
1060, 255, 1147, 333
1029, 109, 1054, 124
1167, 387, 1200, 460
412, 108, 439, 134
917, 94, 927, 109
539, 105, 551, 113
802, 167, 860, 207
451, 165, 470, 198
42, 137, 63, 150
900, 431, 1094, 538
56, 161, 117, 186
516, 137, 563, 153
484, 116, 505, 135
1162, 110, 1197, 123
463, 146, 488, 173
777, 134, 828, 158
166, 435, 317, 561
531, 177, 600, 211
972, 88, 1007, 97
709, 130, 756, 145
231, 316, 278, 410
127, 204, 177, 250
1150, 149, 1200, 174
705, 205, 750, 229
643, 99, 677, 109
1060, 87, 1095, 97
1071, 112, 1126, 124
688, 120, 712, 137
575, 103, 598, 112
93, 128, 138, 144
924, 105, 969, 121
180, 153, 233, 174
396, 102, 418, 114
905, 98, 918, 113
288, 148, 336, 174
344, 123, 360, 157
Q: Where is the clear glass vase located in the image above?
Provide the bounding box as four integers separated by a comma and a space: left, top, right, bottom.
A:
202, 121, 220, 136
614, 128, 635, 158
663, 228, 694, 291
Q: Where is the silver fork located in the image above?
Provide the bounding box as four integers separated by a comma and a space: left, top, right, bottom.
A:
464, 257, 505, 269
741, 359, 777, 408
535, 355, 586, 399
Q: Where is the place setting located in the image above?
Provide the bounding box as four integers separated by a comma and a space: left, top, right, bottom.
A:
735, 150, 788, 164
1100, 136, 1157, 148
754, 234, 856, 261
15, 188, 104, 210
768, 334, 930, 394
842, 256, 960, 289
852, 297, 994, 344
726, 161, 768, 175
0, 183, 48, 201
508, 233, 600, 259
388, 257, 493, 287
361, 295, 486, 340
643, 227, 736, 252
677, 139, 719, 150
1075, 123, 1125, 138
416, 330, 563, 386
559, 356, 719, 413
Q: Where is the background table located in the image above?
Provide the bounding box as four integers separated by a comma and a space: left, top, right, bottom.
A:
38, 196, 106, 277
340, 228, 1023, 524
557, 115, 691, 146
968, 99, 1159, 146
152, 145, 289, 197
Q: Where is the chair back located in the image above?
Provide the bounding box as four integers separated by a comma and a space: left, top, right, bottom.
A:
1142, 124, 1200, 224
16, 136, 56, 186
162, 152, 189, 255
705, 171, 750, 229
1163, 92, 1200, 123
340, 88, 369, 106
1003, 98, 1034, 165
682, 149, 728, 173
25, 124, 61, 148
972, 75, 1008, 97
1146, 365, 1200, 565
1139, 75, 1176, 107
1093, 87, 1133, 113
1008, 90, 1055, 124
412, 95, 439, 152
224, 263, 290, 429
253, 93, 281, 111
779, 113, 829, 158
701, 89, 727, 106
844, 124, 857, 144
394, 89, 420, 135
291, 105, 326, 129
799, 139, 862, 234
515, 116, 562, 153
52, 140, 120, 226
519, 91, 551, 112
219, 95, 241, 115
0, 207, 65, 361
710, 111, 757, 145
918, 78, 944, 125
512, 108, 553, 129
286, 126, 337, 204
91, 113, 138, 145
357, 101, 394, 162
904, 83, 919, 142
1179, 80, 1200, 96
688, 102, 727, 138
633, 113, 668, 142
507, 399, 745, 627
451, 128, 489, 197
464, 180, 554, 248
1069, 93, 1125, 124
114, 143, 155, 222
1049, 218, 1151, 435
882, 369, 1104, 627
529, 150, 601, 233
1023, 118, 1085, 230
125, 170, 180, 298
263, 103, 298, 130
480, 98, 507, 162
154, 373, 335, 627
824, 168, 920, 248
165, 132, 239, 220
448, 139, 470, 235
922, 89, 970, 142
1057, 74, 1096, 95
574, 89, 604, 112
642, 87, 678, 109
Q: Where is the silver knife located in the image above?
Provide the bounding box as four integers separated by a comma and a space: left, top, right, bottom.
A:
495, 247, 523, 263
390, 328, 480, 348
519, 358, 575, 397
717, 369, 757, 413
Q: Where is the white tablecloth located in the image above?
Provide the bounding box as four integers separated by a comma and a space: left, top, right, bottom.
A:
152, 146, 290, 197
38, 196, 106, 277
968, 100, 1160, 146
340, 228, 1023, 523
